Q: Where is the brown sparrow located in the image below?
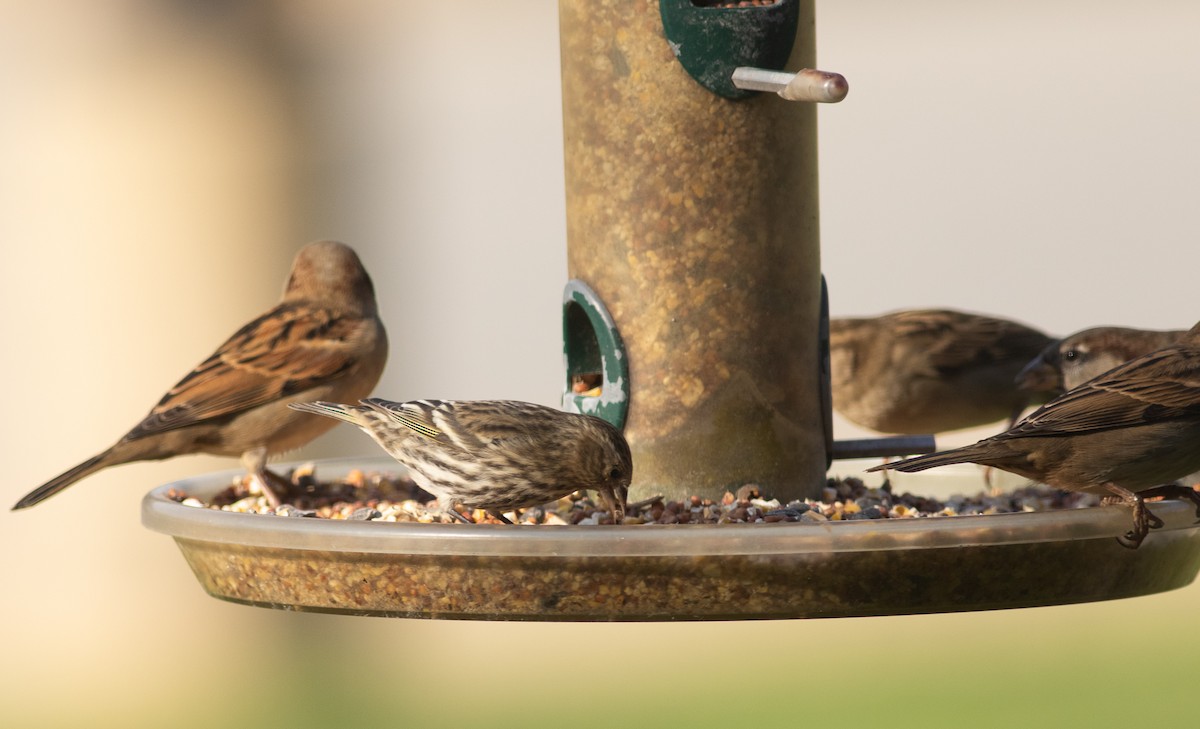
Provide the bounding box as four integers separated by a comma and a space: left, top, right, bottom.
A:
831, 309, 1055, 435
1016, 326, 1186, 394
870, 321, 1200, 548
13, 240, 388, 510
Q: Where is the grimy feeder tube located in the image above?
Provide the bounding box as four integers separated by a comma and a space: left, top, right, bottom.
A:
559, 0, 835, 502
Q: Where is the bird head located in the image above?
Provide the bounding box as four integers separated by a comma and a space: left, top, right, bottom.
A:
283, 240, 379, 315
574, 416, 633, 521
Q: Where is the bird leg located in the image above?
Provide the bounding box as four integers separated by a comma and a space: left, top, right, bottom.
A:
1135, 483, 1200, 521
445, 506, 474, 524
241, 446, 287, 509
442, 504, 516, 524
486, 509, 515, 524
982, 466, 1001, 496
1102, 484, 1160, 549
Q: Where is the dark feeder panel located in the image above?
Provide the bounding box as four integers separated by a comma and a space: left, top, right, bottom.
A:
560, 0, 846, 502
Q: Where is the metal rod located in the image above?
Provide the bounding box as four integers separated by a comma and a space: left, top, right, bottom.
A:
731, 67, 849, 103
830, 435, 937, 461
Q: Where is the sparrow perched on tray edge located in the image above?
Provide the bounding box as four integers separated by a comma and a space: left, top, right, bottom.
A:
870, 321, 1200, 548
13, 240, 388, 510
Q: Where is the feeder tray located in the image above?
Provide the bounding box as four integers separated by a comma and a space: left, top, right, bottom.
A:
142, 458, 1200, 621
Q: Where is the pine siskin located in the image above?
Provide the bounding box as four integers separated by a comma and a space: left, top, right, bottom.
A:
13, 240, 388, 511
289, 398, 632, 523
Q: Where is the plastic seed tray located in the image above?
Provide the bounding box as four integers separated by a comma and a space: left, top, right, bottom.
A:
142, 458, 1200, 621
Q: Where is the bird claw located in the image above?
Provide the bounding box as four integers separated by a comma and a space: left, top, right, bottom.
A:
1104, 484, 1165, 550
1146, 509, 1165, 531
1114, 498, 1163, 550
1116, 529, 1146, 550
1129, 483, 1200, 524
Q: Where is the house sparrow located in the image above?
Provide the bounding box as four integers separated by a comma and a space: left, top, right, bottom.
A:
1016, 326, 1187, 394
289, 398, 632, 523
13, 240, 388, 510
830, 309, 1055, 435
869, 321, 1200, 548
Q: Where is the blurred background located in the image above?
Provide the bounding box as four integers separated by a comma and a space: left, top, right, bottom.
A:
3, 1, 1199, 727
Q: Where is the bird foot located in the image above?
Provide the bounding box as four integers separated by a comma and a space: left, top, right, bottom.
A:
1116, 528, 1147, 550
1137, 483, 1200, 521
1114, 498, 1163, 550
443, 506, 517, 524
1104, 484, 1162, 550
247, 469, 290, 510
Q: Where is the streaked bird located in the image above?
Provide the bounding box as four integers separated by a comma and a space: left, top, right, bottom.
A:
869, 321, 1200, 548
290, 398, 632, 523
13, 240, 388, 510
830, 309, 1055, 435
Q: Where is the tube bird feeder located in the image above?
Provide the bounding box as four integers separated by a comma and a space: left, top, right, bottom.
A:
559, 0, 846, 502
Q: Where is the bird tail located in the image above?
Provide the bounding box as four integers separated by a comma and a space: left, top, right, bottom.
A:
865, 445, 988, 474
287, 400, 360, 425
12, 450, 114, 510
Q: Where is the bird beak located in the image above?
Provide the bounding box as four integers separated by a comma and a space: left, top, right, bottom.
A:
601, 485, 628, 524
1014, 356, 1061, 396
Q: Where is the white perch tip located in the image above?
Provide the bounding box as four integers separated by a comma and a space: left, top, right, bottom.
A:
731, 67, 849, 103
782, 68, 849, 103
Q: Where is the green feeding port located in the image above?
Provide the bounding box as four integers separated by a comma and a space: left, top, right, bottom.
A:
562, 280, 629, 430
660, 0, 799, 99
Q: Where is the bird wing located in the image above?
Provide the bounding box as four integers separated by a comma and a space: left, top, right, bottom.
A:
124, 303, 369, 439
362, 399, 446, 440
364, 399, 544, 450
439, 401, 542, 443
901, 311, 1051, 376
1003, 346, 1200, 437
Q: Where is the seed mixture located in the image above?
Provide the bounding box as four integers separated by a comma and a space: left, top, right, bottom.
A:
166, 462, 1100, 525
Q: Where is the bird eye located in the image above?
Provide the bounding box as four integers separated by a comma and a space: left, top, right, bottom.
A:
608, 467, 623, 480
1063, 349, 1079, 361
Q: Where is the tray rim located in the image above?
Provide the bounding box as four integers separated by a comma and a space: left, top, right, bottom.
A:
140, 457, 1200, 558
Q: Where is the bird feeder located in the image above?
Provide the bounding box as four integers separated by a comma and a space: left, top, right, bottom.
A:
143, 1, 1200, 621
559, 0, 846, 502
